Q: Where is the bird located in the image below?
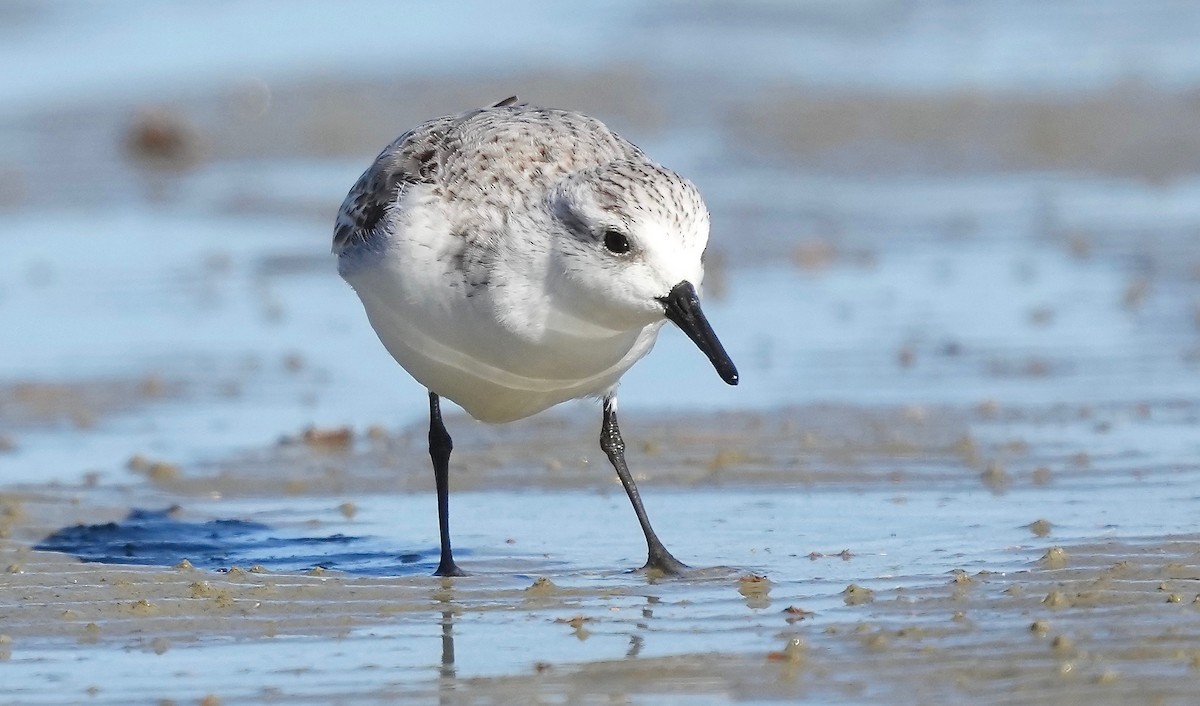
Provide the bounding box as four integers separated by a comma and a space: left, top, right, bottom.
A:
333, 96, 738, 576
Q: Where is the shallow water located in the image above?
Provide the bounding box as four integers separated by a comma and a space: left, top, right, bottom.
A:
7, 473, 1200, 704
3, 1, 1200, 704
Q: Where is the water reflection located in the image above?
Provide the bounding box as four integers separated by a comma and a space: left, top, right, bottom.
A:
438, 595, 457, 704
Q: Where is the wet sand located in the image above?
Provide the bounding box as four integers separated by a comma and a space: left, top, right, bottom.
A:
5, 401, 1200, 703
4, 2, 1200, 704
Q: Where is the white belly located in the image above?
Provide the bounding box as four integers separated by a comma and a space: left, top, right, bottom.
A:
346, 257, 663, 423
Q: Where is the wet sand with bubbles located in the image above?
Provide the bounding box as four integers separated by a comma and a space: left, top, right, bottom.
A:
4, 2, 1200, 703
5, 398, 1200, 703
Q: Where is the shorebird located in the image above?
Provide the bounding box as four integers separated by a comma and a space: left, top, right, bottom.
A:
334, 97, 737, 576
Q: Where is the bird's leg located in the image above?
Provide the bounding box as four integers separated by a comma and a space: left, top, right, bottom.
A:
600, 394, 688, 575
428, 392, 466, 577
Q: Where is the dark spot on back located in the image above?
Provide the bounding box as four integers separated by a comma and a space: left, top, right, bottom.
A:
358, 199, 388, 233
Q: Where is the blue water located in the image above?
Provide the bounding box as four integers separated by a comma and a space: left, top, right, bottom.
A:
2, 186, 1197, 484
4, 0, 1200, 119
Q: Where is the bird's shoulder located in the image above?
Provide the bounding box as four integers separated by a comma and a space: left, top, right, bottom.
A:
332, 97, 640, 254
332, 114, 453, 254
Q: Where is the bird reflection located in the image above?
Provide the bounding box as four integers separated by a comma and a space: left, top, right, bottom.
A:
436, 588, 457, 705
626, 634, 643, 659
627, 594, 660, 658
440, 609, 456, 680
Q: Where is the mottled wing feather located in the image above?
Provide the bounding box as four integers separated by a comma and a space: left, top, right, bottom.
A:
332, 97, 523, 254
332, 127, 433, 254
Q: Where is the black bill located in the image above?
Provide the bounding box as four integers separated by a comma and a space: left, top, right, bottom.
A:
658, 280, 739, 386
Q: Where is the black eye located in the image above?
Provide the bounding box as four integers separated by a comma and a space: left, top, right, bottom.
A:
603, 229, 631, 254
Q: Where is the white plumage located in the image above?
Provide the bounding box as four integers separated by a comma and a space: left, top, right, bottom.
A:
335, 98, 737, 576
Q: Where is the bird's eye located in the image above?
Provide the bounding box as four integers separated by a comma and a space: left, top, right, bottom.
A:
603, 229, 631, 254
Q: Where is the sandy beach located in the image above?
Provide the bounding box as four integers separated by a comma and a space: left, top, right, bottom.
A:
3, 2, 1200, 703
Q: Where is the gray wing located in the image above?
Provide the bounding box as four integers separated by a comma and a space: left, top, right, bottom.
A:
331, 96, 521, 255
331, 125, 441, 254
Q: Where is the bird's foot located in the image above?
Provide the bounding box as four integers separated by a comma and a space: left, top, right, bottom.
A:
434, 558, 467, 577
636, 546, 690, 577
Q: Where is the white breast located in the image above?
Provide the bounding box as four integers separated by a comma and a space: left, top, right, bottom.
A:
343, 214, 664, 423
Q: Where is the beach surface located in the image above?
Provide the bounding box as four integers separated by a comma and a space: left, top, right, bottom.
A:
2, 2, 1200, 703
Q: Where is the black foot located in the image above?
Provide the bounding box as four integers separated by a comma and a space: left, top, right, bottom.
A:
601, 396, 693, 577
428, 392, 465, 579
639, 546, 690, 577
434, 560, 467, 578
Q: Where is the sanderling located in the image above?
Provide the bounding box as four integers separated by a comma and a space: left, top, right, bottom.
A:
334, 96, 738, 576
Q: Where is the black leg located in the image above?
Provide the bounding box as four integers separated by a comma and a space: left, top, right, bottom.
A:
428, 392, 465, 577
600, 394, 688, 575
